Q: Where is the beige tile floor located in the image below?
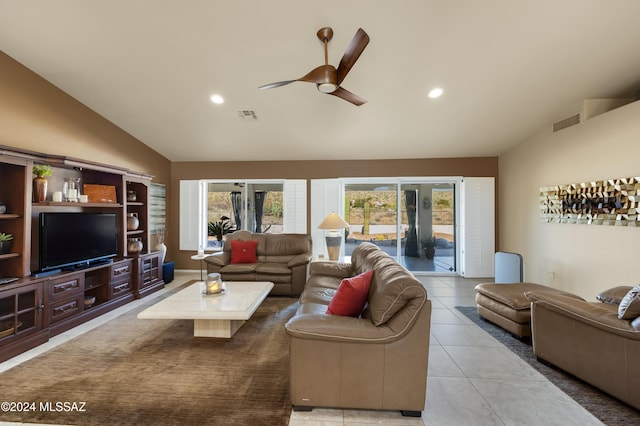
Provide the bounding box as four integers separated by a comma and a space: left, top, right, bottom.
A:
0, 272, 604, 426
289, 276, 603, 426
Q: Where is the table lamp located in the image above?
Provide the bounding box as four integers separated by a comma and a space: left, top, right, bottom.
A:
318, 212, 349, 261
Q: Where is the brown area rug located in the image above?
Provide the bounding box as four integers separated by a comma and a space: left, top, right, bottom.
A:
0, 282, 298, 426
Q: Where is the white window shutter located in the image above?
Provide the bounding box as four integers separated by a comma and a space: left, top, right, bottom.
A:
283, 179, 307, 234
179, 180, 204, 251
460, 177, 495, 278
310, 179, 341, 257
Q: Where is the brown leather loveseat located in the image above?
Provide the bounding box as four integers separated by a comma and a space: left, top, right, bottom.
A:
203, 230, 312, 296
284, 242, 431, 417
526, 286, 640, 410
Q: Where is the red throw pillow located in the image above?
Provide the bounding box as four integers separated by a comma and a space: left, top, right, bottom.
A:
230, 240, 258, 264
326, 270, 374, 317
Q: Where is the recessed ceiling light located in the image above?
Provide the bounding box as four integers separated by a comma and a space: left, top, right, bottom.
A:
210, 94, 224, 104
428, 88, 443, 99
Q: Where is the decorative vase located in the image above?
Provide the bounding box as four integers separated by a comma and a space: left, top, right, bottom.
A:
155, 242, 167, 264
0, 201, 6, 214
127, 190, 137, 202
33, 177, 48, 203
0, 240, 13, 255
127, 237, 143, 255
126, 213, 140, 231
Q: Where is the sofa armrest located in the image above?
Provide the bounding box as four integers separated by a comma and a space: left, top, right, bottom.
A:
203, 252, 230, 267
285, 314, 401, 343
288, 253, 312, 268
309, 261, 353, 279
526, 291, 640, 336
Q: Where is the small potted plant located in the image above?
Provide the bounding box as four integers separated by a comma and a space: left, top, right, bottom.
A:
421, 235, 437, 260
0, 232, 14, 255
208, 216, 235, 243
32, 164, 53, 203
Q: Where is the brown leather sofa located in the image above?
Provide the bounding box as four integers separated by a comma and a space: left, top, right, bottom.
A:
526, 287, 640, 410
284, 242, 431, 416
203, 230, 312, 296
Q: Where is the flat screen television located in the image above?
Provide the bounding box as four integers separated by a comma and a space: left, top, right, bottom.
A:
39, 212, 119, 272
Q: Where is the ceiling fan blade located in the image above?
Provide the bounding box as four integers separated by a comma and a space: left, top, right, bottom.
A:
259, 65, 337, 90
298, 64, 337, 85
335, 28, 370, 85
258, 80, 297, 90
328, 87, 367, 106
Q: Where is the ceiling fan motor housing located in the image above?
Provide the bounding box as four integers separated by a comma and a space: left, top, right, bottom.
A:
315, 65, 338, 93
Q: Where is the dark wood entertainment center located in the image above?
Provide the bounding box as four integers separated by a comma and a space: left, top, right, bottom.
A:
0, 145, 164, 362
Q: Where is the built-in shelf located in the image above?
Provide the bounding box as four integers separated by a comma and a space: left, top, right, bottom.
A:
0, 214, 20, 219
0, 253, 19, 260
0, 145, 163, 363
33, 202, 123, 208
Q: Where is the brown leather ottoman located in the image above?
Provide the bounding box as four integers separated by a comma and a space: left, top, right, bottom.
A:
474, 283, 571, 338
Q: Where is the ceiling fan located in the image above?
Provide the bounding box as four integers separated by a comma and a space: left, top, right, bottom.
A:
259, 27, 370, 106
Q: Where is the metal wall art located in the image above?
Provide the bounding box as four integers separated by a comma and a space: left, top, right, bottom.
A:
540, 177, 640, 226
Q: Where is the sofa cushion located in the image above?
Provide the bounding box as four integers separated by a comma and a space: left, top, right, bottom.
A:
618, 285, 640, 320
368, 263, 424, 326
255, 262, 291, 276
231, 240, 258, 264
265, 233, 312, 259
596, 286, 633, 305
348, 242, 425, 326
220, 263, 258, 274
327, 270, 374, 317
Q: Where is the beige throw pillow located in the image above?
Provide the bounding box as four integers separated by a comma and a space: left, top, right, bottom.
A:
617, 285, 640, 320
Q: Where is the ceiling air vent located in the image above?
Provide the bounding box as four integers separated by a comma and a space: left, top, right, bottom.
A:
552, 113, 580, 132
238, 110, 258, 121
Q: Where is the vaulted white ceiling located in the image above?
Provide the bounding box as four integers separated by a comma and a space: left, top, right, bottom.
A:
1, 1, 640, 162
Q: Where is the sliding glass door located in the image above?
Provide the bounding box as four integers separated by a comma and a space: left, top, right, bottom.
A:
342, 179, 457, 274
344, 182, 399, 258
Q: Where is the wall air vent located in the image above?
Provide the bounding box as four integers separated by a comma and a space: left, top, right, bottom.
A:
238, 110, 258, 121
552, 113, 581, 133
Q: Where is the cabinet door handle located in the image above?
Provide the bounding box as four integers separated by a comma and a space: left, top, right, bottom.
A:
54, 301, 77, 314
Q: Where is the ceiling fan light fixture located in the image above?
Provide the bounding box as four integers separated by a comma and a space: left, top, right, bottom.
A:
317, 82, 338, 93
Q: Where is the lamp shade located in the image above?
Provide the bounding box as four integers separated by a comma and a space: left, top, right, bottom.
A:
318, 212, 349, 230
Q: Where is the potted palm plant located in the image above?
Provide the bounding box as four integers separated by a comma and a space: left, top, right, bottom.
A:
208, 216, 235, 244
0, 232, 14, 255
32, 164, 52, 202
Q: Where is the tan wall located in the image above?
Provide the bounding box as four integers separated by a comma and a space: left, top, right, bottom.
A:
0, 52, 171, 183
170, 158, 499, 269
499, 100, 640, 299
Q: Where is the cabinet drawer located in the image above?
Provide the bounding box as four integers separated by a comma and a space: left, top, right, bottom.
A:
111, 260, 133, 282
110, 280, 132, 299
49, 275, 84, 301
49, 294, 84, 323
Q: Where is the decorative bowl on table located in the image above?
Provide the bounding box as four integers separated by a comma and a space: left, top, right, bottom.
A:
84, 296, 96, 308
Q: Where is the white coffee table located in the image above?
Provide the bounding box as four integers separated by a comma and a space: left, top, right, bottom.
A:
137, 281, 274, 338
